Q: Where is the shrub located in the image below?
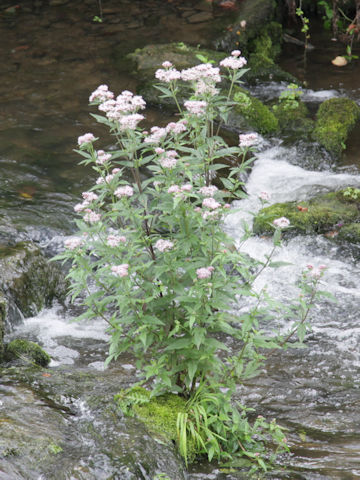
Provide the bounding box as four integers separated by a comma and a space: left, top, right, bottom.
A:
56, 52, 328, 472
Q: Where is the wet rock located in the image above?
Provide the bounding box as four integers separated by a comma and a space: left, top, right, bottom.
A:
0, 241, 68, 326
313, 97, 360, 158
253, 189, 360, 240
4, 339, 51, 366
0, 366, 187, 480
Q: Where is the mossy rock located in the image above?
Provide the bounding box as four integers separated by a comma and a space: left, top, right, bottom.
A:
230, 85, 279, 135
253, 190, 360, 236
313, 98, 360, 157
126, 42, 227, 83
4, 339, 51, 366
272, 99, 314, 138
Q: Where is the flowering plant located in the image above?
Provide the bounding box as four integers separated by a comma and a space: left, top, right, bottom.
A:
57, 52, 326, 471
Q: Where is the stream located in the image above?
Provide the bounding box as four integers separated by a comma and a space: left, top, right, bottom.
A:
1, 1, 360, 479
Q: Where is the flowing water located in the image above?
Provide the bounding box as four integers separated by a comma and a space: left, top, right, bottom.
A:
1, 1, 360, 479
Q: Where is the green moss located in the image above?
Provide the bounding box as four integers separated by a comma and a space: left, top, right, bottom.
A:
253, 191, 359, 235
233, 86, 279, 134
313, 98, 360, 157
337, 223, 360, 244
5, 339, 51, 367
272, 99, 314, 138
115, 387, 197, 461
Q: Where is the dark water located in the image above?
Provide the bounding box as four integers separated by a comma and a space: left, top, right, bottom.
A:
1, 2, 360, 479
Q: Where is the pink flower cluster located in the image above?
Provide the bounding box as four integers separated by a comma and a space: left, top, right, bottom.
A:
273, 217, 290, 228
82, 191, 98, 202
117, 113, 144, 131
111, 264, 129, 277
220, 50, 247, 70
195, 79, 219, 96
74, 192, 98, 213
184, 100, 208, 116
107, 234, 126, 247
239, 133, 259, 148
144, 126, 167, 144
96, 150, 112, 165
89, 84, 114, 103
259, 191, 270, 201
165, 120, 187, 135
167, 184, 192, 195
181, 63, 221, 83
154, 239, 174, 252
306, 264, 327, 279
202, 197, 221, 210
83, 210, 101, 224
159, 150, 178, 169
155, 64, 181, 83
199, 185, 218, 197
64, 237, 84, 250
196, 266, 214, 279
78, 133, 96, 146
114, 185, 134, 198
95, 90, 146, 129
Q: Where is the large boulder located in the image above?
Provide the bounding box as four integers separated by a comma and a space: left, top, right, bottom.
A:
0, 241, 67, 324
313, 98, 360, 157
126, 43, 279, 135
253, 189, 360, 240
215, 0, 295, 82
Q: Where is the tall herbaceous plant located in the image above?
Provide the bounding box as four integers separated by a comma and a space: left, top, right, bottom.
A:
57, 52, 327, 472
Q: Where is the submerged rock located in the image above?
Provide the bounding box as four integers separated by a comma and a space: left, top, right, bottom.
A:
313, 98, 360, 157
253, 189, 360, 241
